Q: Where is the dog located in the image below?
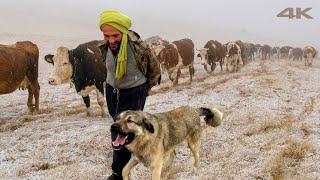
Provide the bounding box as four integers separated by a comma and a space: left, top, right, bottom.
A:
110, 106, 223, 180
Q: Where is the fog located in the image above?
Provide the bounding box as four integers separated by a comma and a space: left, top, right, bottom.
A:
0, 0, 319, 48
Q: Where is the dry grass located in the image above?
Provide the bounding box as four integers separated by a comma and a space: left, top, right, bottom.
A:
302, 97, 315, 117
0, 122, 23, 133
258, 60, 268, 73
21, 115, 34, 123
264, 139, 316, 179
243, 128, 256, 136
300, 123, 312, 136
17, 162, 50, 177
259, 115, 295, 133
0, 118, 6, 126
40, 106, 55, 114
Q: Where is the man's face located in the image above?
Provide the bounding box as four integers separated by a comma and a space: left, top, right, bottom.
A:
102, 25, 123, 53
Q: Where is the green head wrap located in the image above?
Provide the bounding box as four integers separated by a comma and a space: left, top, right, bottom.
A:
99, 9, 132, 79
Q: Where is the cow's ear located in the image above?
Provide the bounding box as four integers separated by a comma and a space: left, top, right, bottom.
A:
44, 54, 54, 64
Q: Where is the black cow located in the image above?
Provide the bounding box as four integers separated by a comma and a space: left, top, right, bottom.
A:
45, 40, 107, 117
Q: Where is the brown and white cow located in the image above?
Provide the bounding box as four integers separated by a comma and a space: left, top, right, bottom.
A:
303, 46, 317, 66
197, 40, 226, 73
225, 42, 242, 72
45, 40, 107, 117
292, 48, 303, 61
0, 41, 40, 114
157, 38, 195, 85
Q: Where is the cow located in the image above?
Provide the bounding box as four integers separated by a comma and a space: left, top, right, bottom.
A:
157, 38, 195, 85
197, 40, 226, 73
44, 40, 107, 117
254, 44, 262, 59
280, 46, 292, 59
148, 39, 170, 73
225, 42, 242, 72
292, 48, 303, 61
261, 44, 271, 60
271, 47, 281, 59
303, 46, 317, 66
288, 48, 293, 60
242, 43, 255, 62
235, 40, 247, 64
0, 41, 40, 114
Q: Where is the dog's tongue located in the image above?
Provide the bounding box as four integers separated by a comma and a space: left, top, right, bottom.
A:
112, 134, 128, 147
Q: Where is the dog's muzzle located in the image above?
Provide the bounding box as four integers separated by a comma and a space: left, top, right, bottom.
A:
110, 123, 135, 150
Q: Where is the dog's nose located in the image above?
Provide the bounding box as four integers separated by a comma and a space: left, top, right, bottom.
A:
111, 123, 120, 131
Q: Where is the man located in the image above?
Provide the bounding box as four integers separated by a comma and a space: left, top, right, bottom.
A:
98, 9, 161, 180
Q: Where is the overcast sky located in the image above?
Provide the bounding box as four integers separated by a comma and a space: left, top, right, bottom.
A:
0, 0, 319, 48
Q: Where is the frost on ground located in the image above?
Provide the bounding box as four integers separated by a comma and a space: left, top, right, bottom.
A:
0, 35, 319, 180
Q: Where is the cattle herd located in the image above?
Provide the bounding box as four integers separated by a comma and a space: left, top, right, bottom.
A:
149, 38, 318, 86
0, 38, 318, 115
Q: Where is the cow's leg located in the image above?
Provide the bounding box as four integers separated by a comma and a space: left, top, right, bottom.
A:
31, 81, 40, 114
27, 86, 34, 113
226, 63, 228, 72
236, 57, 240, 71
233, 58, 237, 72
211, 62, 216, 73
234, 57, 238, 72
168, 70, 174, 82
82, 96, 91, 116
226, 58, 229, 72
188, 65, 195, 82
304, 58, 307, 66
203, 64, 208, 73
173, 68, 181, 85
96, 87, 106, 117
220, 59, 224, 72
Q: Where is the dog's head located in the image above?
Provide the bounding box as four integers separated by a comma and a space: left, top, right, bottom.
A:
110, 110, 155, 150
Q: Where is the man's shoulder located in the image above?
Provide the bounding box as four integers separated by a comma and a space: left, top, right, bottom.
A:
128, 30, 141, 42
128, 30, 150, 51
97, 40, 107, 48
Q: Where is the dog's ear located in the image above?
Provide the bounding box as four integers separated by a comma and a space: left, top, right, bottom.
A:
142, 118, 154, 133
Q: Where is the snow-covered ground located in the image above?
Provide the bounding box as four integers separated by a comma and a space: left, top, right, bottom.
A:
1, 35, 319, 180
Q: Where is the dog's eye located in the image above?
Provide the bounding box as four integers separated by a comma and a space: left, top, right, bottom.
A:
127, 119, 134, 123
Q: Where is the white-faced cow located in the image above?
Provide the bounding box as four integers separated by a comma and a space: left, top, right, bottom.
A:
45, 40, 107, 117
157, 38, 195, 85
254, 44, 262, 59
225, 42, 242, 72
197, 40, 226, 73
0, 41, 40, 114
292, 48, 303, 61
303, 46, 317, 66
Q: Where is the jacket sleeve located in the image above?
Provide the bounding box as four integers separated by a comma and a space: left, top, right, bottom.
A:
146, 47, 161, 88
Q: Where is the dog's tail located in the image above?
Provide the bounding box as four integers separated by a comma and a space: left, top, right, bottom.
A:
198, 107, 223, 127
